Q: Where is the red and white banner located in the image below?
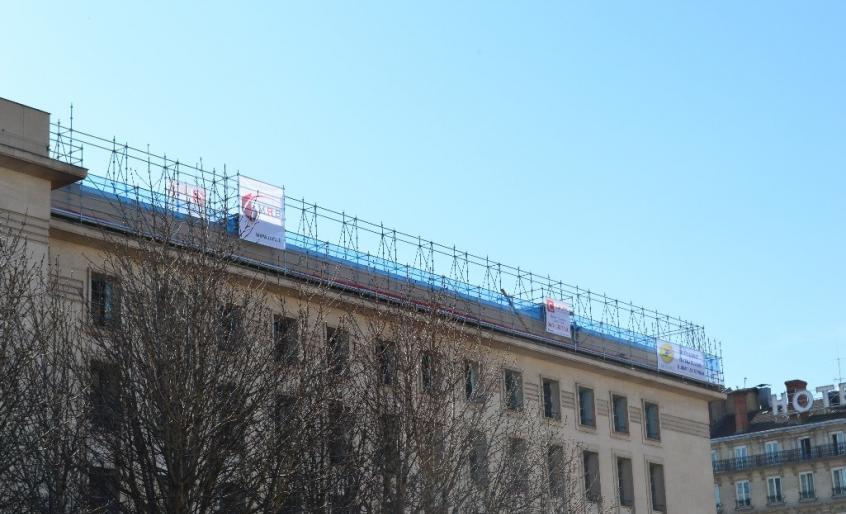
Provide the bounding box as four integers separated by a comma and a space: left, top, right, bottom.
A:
238, 176, 285, 250
544, 298, 572, 339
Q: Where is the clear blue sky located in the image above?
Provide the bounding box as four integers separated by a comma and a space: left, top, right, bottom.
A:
4, 1, 845, 392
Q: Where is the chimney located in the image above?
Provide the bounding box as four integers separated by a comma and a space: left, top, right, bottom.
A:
732, 391, 750, 434
785, 379, 808, 411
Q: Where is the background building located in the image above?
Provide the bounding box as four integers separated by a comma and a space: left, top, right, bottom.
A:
710, 380, 846, 513
1, 97, 726, 513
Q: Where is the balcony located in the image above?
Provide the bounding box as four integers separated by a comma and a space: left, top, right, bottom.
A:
799, 490, 816, 502
766, 494, 784, 505
713, 442, 846, 473
735, 498, 751, 510
834, 486, 846, 498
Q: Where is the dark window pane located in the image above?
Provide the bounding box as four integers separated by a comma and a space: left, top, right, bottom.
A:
543, 379, 560, 420
91, 273, 120, 327
377, 341, 396, 386
504, 370, 523, 410
583, 451, 601, 502
273, 315, 299, 365
465, 361, 481, 401
548, 445, 564, 498
87, 466, 119, 513
579, 387, 595, 427
612, 395, 629, 433
327, 326, 349, 374
90, 360, 121, 432
469, 431, 489, 487
649, 463, 666, 512
645, 402, 661, 440
617, 457, 634, 506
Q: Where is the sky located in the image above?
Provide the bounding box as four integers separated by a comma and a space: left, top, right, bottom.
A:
3, 1, 845, 392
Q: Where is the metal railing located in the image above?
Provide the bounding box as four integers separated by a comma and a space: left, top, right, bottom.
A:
766, 494, 784, 505
734, 498, 751, 509
713, 443, 846, 473
48, 122, 726, 385
834, 486, 846, 497
799, 489, 816, 501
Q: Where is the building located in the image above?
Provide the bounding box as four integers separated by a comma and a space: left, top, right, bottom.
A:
1, 97, 726, 513
710, 380, 846, 513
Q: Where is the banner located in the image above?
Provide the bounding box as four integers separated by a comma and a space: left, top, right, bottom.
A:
656, 340, 707, 381
544, 298, 571, 339
166, 179, 207, 216
239, 176, 285, 250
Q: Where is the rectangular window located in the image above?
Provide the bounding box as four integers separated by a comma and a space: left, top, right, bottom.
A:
764, 441, 780, 464
90, 360, 121, 432
766, 476, 783, 504
217, 304, 243, 351
328, 400, 349, 465
215, 482, 246, 513
735, 480, 750, 507
711, 450, 719, 467
798, 437, 812, 459
273, 394, 295, 431
420, 352, 437, 393
542, 378, 561, 420
507, 438, 529, 495
379, 414, 400, 475
273, 315, 299, 365
734, 445, 748, 469
833, 467, 846, 496
833, 431, 846, 455
644, 401, 660, 440
547, 445, 565, 498
578, 386, 595, 427
799, 471, 815, 500
377, 341, 396, 386
87, 466, 119, 513
326, 326, 349, 375
469, 431, 489, 487
583, 450, 601, 502
611, 394, 629, 434
216, 382, 245, 454
616, 457, 634, 507
91, 273, 120, 327
465, 360, 481, 401
714, 484, 721, 507
503, 369, 523, 410
648, 462, 666, 512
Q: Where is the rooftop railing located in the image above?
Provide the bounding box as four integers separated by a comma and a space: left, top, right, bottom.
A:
48, 121, 724, 385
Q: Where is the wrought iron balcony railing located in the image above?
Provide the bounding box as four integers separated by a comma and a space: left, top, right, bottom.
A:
735, 498, 751, 509
834, 485, 846, 498
713, 442, 846, 473
799, 489, 816, 501
766, 494, 784, 505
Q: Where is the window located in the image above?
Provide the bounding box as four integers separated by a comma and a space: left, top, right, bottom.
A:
378, 414, 401, 475
611, 394, 628, 434
648, 462, 666, 512
90, 360, 121, 432
420, 352, 437, 393
832, 431, 845, 455
582, 450, 601, 502
503, 369, 523, 410
507, 438, 529, 495
465, 360, 482, 401
798, 437, 812, 459
735, 480, 751, 507
87, 466, 119, 513
547, 445, 565, 498
326, 326, 349, 375
217, 304, 243, 351
468, 431, 489, 487
764, 441, 780, 464
328, 401, 349, 465
273, 394, 295, 431
644, 401, 660, 440
578, 386, 596, 427
91, 273, 120, 327
766, 476, 783, 504
217, 382, 245, 454
215, 482, 247, 513
377, 341, 396, 386
273, 315, 299, 365
733, 446, 748, 469
714, 484, 721, 508
542, 378, 561, 420
833, 467, 846, 497
799, 471, 815, 500
711, 450, 719, 467
616, 457, 634, 507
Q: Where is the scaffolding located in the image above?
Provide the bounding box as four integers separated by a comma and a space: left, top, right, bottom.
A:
49, 121, 724, 386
